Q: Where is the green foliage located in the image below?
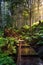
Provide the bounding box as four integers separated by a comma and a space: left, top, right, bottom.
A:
0, 53, 16, 65
30, 22, 43, 45
0, 37, 17, 65
36, 33, 43, 45
8, 37, 19, 44
0, 20, 43, 60
22, 10, 29, 18
0, 37, 8, 47
37, 41, 43, 45
0, 37, 18, 54
22, 25, 30, 30
32, 22, 43, 33
24, 36, 32, 42
21, 25, 30, 35
0, 30, 4, 37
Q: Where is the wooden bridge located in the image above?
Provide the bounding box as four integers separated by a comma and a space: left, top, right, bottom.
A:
16, 39, 40, 65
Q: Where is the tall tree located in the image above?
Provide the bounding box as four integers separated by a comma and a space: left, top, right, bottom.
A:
38, 0, 40, 21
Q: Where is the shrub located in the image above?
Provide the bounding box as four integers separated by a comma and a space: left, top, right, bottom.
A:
0, 53, 16, 65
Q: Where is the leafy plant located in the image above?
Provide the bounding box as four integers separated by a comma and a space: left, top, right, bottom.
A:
0, 54, 16, 65
0, 37, 17, 65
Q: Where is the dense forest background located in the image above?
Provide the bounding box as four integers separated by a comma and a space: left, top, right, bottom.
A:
0, 0, 43, 28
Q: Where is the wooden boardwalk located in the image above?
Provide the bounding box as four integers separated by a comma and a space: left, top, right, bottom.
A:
17, 40, 43, 65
